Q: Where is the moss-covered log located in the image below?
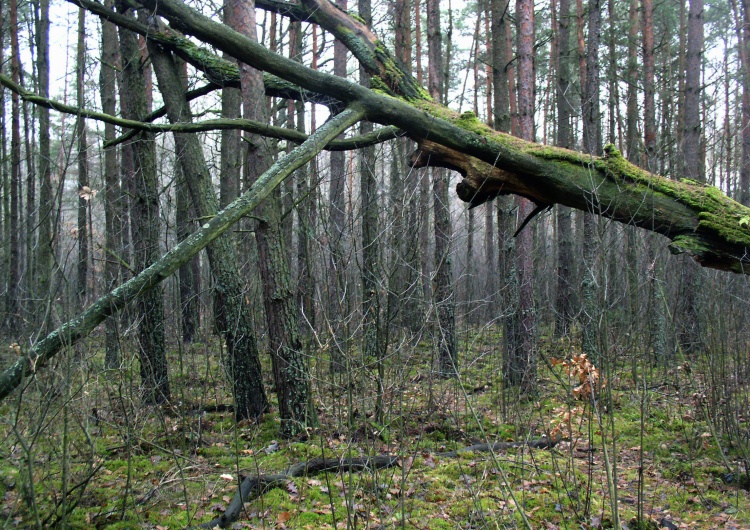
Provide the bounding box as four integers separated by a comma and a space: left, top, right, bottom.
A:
133, 0, 750, 274
412, 133, 750, 273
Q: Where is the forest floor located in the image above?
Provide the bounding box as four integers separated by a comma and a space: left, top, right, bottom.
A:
1, 329, 749, 529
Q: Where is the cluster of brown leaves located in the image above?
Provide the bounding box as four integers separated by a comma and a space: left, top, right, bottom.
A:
550, 353, 605, 401
548, 405, 585, 443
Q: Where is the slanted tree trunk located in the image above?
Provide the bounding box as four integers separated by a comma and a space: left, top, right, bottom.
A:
0, 100, 363, 404
100, 1, 122, 367
119, 16, 170, 404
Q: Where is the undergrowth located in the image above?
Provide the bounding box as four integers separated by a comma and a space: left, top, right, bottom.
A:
1, 326, 748, 529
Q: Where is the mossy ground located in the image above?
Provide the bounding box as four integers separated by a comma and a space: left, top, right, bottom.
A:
0, 327, 748, 529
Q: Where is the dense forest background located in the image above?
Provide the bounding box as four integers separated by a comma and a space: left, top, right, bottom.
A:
0, 0, 749, 526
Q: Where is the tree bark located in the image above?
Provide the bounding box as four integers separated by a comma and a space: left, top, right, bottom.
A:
76, 8, 90, 308
427, 0, 457, 377
742, 0, 750, 206
119, 14, 170, 405
328, 0, 348, 372
508, 0, 536, 392
678, 0, 705, 355
35, 0, 53, 329
100, 0, 122, 368
148, 42, 270, 421
6, 0, 21, 334
555, 0, 574, 338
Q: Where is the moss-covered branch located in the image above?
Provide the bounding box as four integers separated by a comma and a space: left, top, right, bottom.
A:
0, 107, 364, 403
68, 0, 335, 103
79, 0, 750, 274
412, 134, 750, 273
256, 0, 428, 100
0, 72, 396, 150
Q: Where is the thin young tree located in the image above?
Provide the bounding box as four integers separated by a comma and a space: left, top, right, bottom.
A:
76, 8, 90, 308
328, 0, 348, 373
741, 0, 750, 206
6, 0, 22, 333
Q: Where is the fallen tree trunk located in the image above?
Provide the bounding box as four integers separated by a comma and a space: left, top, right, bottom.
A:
199, 438, 556, 529
134, 0, 750, 275
412, 137, 750, 273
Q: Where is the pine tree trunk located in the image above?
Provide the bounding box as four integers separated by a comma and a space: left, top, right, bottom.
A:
427, 0, 457, 377
581, 0, 602, 364
100, 1, 121, 368
76, 8, 90, 308
148, 41, 269, 421
119, 15, 170, 405
554, 0, 574, 338
510, 0, 536, 392
741, 0, 750, 206
35, 0, 53, 329
328, 0, 348, 372
223, 0, 312, 431
678, 0, 704, 355
6, 0, 21, 334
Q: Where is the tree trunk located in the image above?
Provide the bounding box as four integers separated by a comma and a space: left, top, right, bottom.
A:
175, 160, 200, 344
100, 0, 122, 368
35, 0, 53, 329
148, 41, 269, 421
223, 0, 313, 432
427, 0, 457, 377
555, 0, 574, 338
581, 0, 602, 363
507, 0, 536, 392
0, 105, 364, 404
328, 0, 348, 372
678, 0, 705, 355
76, 8, 90, 308
359, 0, 384, 420
119, 15, 170, 405
6, 0, 21, 334
742, 0, 750, 206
